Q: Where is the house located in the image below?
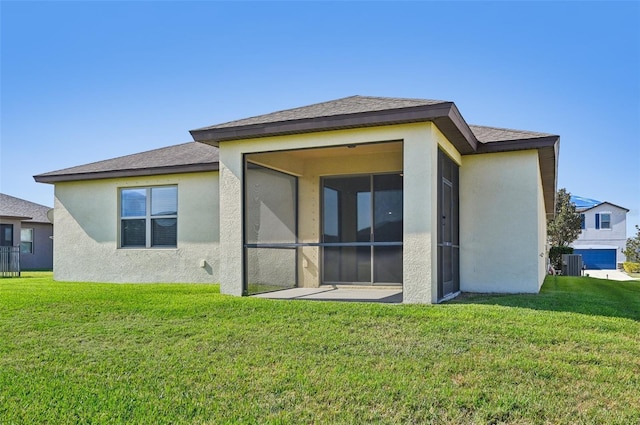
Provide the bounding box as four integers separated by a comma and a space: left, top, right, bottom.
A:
0, 193, 54, 272
570, 195, 628, 269
34, 96, 559, 303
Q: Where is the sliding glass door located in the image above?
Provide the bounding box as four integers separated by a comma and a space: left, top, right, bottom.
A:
322, 174, 403, 285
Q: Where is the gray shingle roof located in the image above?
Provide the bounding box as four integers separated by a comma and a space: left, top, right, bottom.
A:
34, 96, 560, 214
193, 95, 449, 131
469, 125, 556, 143
0, 193, 51, 223
34, 142, 219, 183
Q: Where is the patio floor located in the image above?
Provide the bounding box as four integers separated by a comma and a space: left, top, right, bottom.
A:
252, 286, 403, 303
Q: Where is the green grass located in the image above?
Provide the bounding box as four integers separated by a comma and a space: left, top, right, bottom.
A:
1, 273, 639, 424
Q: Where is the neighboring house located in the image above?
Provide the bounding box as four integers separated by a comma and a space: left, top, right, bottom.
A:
571, 195, 628, 269
0, 193, 54, 271
34, 95, 559, 303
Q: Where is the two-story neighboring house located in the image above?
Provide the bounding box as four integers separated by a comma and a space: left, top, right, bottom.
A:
571, 196, 628, 269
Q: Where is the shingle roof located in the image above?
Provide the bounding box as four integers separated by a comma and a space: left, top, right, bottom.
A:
33, 96, 560, 218
34, 142, 219, 183
194, 95, 449, 131
188, 95, 559, 218
190, 95, 479, 153
0, 193, 51, 223
469, 125, 556, 143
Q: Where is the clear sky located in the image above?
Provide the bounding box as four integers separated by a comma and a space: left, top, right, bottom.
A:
2, 1, 639, 235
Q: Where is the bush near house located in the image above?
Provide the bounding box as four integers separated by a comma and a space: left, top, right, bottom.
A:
623, 262, 640, 273
1, 273, 639, 424
549, 245, 574, 271
624, 225, 640, 263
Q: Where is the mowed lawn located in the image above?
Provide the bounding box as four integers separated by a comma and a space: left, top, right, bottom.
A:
1, 273, 639, 424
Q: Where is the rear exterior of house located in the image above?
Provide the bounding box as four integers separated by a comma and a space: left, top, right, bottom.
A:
35, 96, 559, 303
571, 196, 628, 269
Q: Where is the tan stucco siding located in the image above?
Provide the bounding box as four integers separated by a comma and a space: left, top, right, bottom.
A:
460, 150, 545, 293
53, 172, 219, 283
433, 125, 463, 167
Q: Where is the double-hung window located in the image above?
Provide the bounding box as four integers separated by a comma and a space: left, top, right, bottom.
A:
120, 186, 177, 248
20, 228, 34, 253
600, 213, 611, 229
595, 213, 611, 230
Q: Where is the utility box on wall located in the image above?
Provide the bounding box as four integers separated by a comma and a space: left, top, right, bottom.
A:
562, 254, 583, 276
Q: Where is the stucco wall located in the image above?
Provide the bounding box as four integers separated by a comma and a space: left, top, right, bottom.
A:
53, 172, 219, 283
460, 150, 546, 293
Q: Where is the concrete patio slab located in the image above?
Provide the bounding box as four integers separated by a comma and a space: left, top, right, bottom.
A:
252, 286, 403, 303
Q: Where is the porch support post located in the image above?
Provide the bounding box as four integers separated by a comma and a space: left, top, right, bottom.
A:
218, 144, 244, 296
403, 125, 438, 304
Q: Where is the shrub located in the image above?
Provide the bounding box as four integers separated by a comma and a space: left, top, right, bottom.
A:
623, 262, 640, 273
549, 246, 574, 271
623, 225, 640, 263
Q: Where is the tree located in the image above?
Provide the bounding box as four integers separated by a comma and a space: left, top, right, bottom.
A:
547, 188, 582, 247
623, 225, 640, 263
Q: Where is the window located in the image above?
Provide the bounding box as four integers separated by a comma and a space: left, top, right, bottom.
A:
20, 228, 33, 253
600, 213, 611, 229
580, 214, 585, 229
120, 186, 177, 248
595, 213, 611, 230
0, 224, 13, 246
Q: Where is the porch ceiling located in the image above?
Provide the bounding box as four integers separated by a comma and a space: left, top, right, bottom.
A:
246, 141, 403, 177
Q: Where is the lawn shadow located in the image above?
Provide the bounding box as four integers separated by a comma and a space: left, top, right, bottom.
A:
448, 276, 640, 322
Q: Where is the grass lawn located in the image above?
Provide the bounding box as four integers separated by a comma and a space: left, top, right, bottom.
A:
1, 273, 639, 424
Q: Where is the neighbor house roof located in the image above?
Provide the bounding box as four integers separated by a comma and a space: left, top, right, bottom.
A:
0, 193, 51, 223
574, 200, 629, 213
34, 142, 219, 183
571, 195, 602, 209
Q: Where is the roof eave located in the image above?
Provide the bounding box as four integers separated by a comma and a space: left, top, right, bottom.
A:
0, 214, 33, 221
34, 163, 219, 184
189, 103, 479, 154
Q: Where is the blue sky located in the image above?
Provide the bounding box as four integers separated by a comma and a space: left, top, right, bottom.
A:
2, 1, 639, 235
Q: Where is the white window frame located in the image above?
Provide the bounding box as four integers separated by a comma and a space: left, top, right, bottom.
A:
20, 228, 34, 254
119, 186, 178, 248
600, 212, 611, 229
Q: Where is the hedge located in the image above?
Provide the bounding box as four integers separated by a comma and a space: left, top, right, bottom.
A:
622, 262, 640, 273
